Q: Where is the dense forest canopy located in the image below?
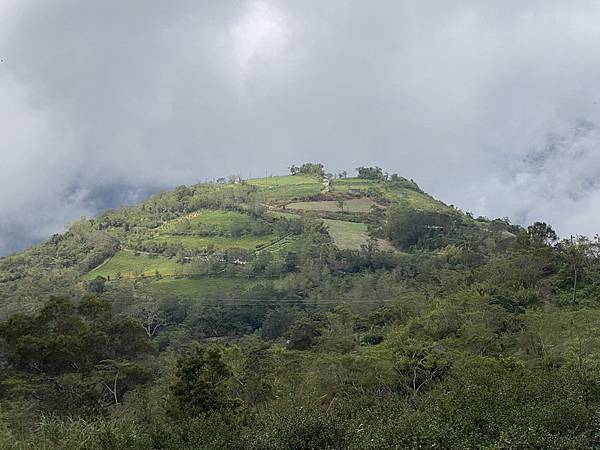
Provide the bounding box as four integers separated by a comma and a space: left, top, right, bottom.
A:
1, 164, 600, 448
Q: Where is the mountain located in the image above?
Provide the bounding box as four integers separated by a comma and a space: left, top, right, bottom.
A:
1, 164, 599, 448
0, 165, 497, 317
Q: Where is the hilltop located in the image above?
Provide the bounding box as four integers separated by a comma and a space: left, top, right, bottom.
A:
0, 163, 511, 317
2, 164, 600, 448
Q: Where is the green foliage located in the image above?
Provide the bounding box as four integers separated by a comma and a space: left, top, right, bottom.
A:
161, 210, 270, 237
247, 175, 323, 201
386, 205, 456, 250
290, 162, 325, 177
171, 347, 239, 418
528, 221, 558, 246
147, 233, 278, 253
356, 166, 385, 180
287, 317, 322, 350
331, 176, 376, 193
392, 338, 451, 398
0, 296, 153, 416
83, 251, 182, 280
324, 219, 369, 250
5, 165, 600, 447
145, 276, 255, 299
287, 197, 380, 213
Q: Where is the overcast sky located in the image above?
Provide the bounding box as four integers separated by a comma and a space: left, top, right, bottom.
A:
2, 0, 600, 255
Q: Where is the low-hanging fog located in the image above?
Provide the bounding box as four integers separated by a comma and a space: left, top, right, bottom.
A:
2, 0, 600, 255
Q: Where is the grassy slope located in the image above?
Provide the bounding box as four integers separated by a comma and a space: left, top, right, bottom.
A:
287, 198, 381, 213
83, 176, 445, 282
151, 208, 282, 253
332, 177, 451, 214
160, 210, 258, 233
246, 175, 323, 201
147, 234, 276, 251
258, 234, 303, 254
323, 219, 398, 251
144, 276, 255, 298
84, 206, 298, 284
324, 219, 369, 250
83, 251, 181, 280
397, 190, 452, 213
267, 211, 301, 219
0, 170, 472, 320
330, 177, 376, 192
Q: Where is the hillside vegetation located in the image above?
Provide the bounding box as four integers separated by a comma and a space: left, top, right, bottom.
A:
1, 164, 600, 448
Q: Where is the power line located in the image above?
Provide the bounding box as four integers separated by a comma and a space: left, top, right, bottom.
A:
145, 298, 402, 307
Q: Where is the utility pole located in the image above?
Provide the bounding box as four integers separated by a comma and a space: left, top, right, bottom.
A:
571, 235, 578, 304
264, 168, 268, 204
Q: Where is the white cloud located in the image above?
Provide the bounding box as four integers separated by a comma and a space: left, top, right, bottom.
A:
3, 0, 600, 253
228, 1, 293, 78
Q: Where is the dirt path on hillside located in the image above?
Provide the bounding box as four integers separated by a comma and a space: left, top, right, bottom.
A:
87, 255, 113, 273
122, 248, 160, 257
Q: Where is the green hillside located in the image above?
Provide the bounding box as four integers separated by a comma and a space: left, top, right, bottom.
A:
246, 174, 323, 200
2, 164, 600, 448
83, 251, 181, 279
323, 219, 370, 249
0, 166, 454, 315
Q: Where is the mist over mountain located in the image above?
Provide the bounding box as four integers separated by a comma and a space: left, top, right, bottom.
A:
3, 1, 600, 255
5, 2, 600, 447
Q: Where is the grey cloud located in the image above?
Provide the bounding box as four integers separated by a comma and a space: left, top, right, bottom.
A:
2, 0, 600, 254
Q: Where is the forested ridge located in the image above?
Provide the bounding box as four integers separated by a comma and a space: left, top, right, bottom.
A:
1, 164, 600, 449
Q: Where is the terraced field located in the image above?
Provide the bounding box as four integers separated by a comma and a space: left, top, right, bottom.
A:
85, 207, 296, 281
247, 175, 323, 201
150, 208, 281, 253
330, 177, 376, 193
287, 197, 383, 213
161, 210, 260, 234
331, 177, 451, 214
257, 234, 302, 254
83, 251, 183, 280
81, 175, 411, 284
147, 234, 277, 252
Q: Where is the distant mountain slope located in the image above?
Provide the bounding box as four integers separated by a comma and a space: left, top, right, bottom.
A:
0, 166, 514, 317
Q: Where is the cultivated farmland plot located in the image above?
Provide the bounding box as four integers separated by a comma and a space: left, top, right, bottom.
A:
323, 219, 369, 249
324, 219, 397, 251
286, 197, 382, 213
83, 251, 182, 280
246, 175, 323, 200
